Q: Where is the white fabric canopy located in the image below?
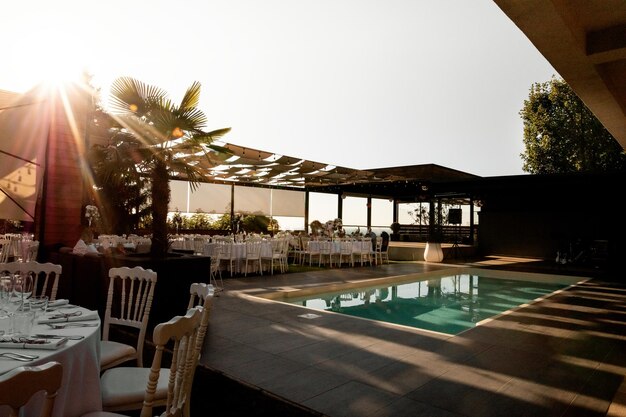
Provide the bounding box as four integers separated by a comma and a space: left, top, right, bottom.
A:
0, 87, 49, 221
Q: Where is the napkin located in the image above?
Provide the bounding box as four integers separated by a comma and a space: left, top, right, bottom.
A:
37, 310, 99, 324
72, 239, 88, 255
46, 299, 70, 309
0, 336, 69, 350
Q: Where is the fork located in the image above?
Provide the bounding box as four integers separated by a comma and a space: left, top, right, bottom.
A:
0, 352, 39, 361
45, 322, 99, 329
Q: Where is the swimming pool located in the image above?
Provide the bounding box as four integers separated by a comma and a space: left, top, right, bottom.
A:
264, 268, 585, 335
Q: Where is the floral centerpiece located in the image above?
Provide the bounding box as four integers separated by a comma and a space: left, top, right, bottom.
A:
85, 205, 99, 227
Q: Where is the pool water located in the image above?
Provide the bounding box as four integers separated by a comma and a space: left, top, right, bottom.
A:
285, 274, 568, 335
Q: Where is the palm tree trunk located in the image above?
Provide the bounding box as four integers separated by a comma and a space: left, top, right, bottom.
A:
150, 159, 170, 257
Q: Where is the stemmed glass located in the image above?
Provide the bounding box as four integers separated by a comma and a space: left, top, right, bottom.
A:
12, 273, 33, 306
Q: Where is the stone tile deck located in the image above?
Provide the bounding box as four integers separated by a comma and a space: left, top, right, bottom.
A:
194, 260, 626, 417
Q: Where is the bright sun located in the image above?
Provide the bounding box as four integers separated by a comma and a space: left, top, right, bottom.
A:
7, 33, 87, 92
0, 6, 101, 94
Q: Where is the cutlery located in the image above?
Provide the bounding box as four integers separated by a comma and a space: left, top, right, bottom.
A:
45, 322, 99, 329
46, 304, 77, 312
0, 352, 39, 361
48, 311, 83, 320
33, 334, 84, 340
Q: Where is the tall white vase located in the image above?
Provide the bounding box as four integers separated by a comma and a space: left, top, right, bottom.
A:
424, 242, 443, 262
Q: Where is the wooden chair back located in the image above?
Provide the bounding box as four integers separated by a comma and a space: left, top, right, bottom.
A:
140, 307, 203, 417
0, 361, 63, 417
103, 266, 158, 368
0, 261, 62, 300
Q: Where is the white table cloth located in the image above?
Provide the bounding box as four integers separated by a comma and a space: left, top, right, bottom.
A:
0, 306, 102, 417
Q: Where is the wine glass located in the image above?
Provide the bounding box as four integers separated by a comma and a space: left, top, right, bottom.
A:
12, 273, 33, 308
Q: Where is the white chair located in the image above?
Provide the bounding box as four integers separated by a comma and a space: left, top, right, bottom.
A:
209, 251, 223, 290
298, 235, 311, 265
304, 240, 321, 266
330, 240, 342, 267
262, 239, 285, 275
244, 241, 262, 276
100, 266, 157, 371
374, 236, 383, 265
279, 238, 290, 272
0, 261, 62, 301
0, 361, 63, 417
82, 308, 204, 417
318, 240, 333, 267
217, 242, 237, 277
339, 240, 354, 267
187, 283, 213, 354
287, 236, 302, 265
353, 240, 373, 266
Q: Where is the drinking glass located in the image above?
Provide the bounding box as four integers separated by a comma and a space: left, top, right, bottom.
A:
29, 295, 49, 320
12, 309, 34, 336
0, 273, 14, 313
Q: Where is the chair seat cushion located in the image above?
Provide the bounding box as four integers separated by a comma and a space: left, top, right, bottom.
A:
100, 340, 136, 368
101, 367, 170, 409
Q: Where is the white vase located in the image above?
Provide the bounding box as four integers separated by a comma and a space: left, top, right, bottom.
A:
424, 242, 443, 262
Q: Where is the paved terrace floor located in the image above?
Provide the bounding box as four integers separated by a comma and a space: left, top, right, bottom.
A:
191, 259, 626, 417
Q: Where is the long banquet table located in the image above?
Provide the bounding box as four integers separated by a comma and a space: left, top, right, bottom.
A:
0, 306, 102, 417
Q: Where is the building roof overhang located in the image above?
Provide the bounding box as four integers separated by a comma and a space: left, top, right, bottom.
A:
494, 0, 626, 150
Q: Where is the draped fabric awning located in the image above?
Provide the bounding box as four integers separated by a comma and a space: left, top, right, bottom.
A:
168, 142, 408, 189
0, 88, 49, 221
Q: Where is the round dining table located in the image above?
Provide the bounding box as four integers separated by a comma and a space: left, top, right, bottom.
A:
0, 305, 102, 417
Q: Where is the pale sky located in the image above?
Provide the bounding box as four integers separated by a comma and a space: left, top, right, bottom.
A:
1, 0, 557, 177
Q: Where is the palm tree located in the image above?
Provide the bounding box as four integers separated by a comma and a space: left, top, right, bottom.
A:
108, 77, 230, 257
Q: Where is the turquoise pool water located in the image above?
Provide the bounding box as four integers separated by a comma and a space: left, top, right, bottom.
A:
285, 274, 568, 335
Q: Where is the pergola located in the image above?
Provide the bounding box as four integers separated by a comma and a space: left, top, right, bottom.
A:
168, 140, 480, 234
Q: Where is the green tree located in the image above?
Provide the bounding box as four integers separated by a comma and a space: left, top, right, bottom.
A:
520, 77, 626, 174
108, 77, 230, 257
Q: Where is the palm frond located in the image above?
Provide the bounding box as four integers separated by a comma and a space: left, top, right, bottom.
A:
109, 77, 166, 116
175, 107, 208, 130
179, 81, 201, 110
202, 127, 232, 141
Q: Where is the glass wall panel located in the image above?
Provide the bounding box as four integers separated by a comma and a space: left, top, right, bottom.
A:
308, 192, 338, 224
343, 196, 367, 227
371, 198, 393, 227
169, 180, 189, 213
273, 216, 305, 231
